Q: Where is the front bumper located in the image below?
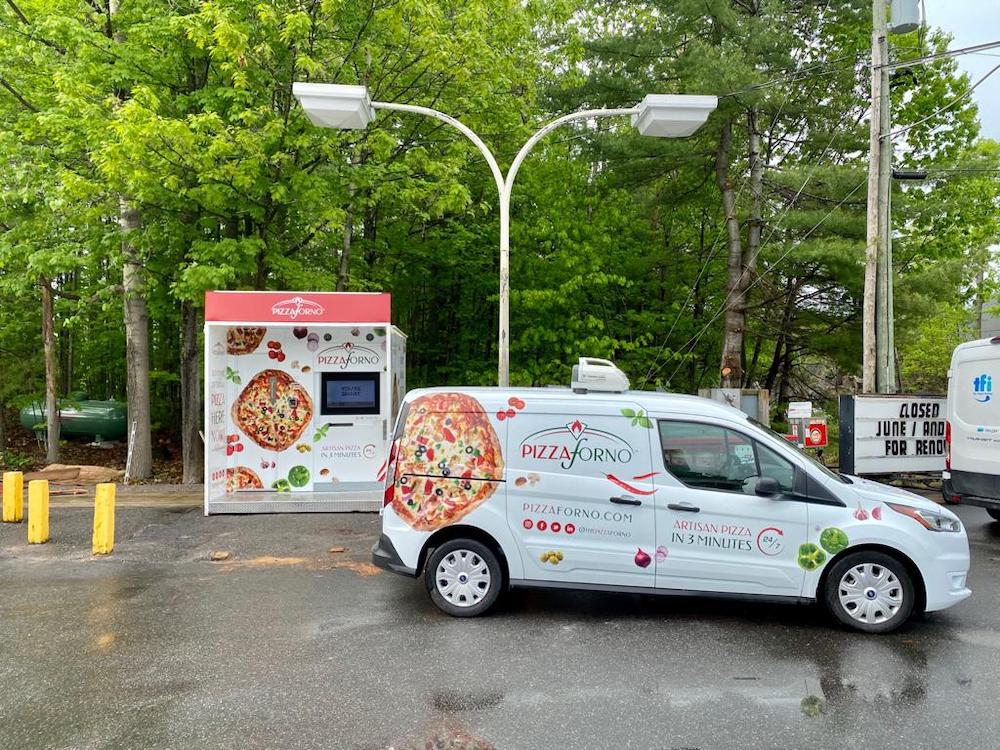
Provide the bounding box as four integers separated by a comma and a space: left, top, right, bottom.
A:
922, 536, 972, 612
371, 534, 418, 577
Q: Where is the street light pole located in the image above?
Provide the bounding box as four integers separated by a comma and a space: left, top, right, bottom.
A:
496, 107, 640, 386
293, 84, 715, 386
375, 104, 639, 386
378, 104, 642, 386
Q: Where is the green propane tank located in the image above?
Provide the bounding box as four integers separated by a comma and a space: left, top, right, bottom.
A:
20, 398, 128, 441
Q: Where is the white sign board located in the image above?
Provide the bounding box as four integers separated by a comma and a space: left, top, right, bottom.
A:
842, 395, 946, 474
788, 401, 812, 419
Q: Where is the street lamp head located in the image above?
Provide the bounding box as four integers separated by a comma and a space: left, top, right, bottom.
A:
632, 94, 718, 138
292, 83, 374, 130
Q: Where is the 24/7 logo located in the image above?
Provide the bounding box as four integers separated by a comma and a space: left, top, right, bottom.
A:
973, 373, 993, 403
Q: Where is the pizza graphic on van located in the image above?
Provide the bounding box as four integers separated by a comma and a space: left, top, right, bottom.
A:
391, 392, 504, 531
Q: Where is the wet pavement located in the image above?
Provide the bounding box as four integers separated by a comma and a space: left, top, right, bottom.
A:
2, 503, 999, 750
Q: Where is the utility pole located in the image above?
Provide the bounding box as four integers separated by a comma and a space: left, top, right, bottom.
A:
876, 1, 894, 394
862, 0, 885, 394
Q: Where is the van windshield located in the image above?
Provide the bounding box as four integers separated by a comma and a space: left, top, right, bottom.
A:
746, 417, 849, 484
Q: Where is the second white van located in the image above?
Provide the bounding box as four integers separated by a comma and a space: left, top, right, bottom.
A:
943, 336, 1000, 520
373, 359, 971, 633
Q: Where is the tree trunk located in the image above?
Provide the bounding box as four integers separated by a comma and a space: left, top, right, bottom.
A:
338, 202, 352, 291
180, 300, 203, 484
41, 279, 60, 464
745, 335, 762, 387
716, 118, 745, 388
777, 346, 793, 418
975, 267, 986, 337
764, 337, 784, 393
719, 108, 765, 389
121, 200, 153, 481
765, 277, 798, 393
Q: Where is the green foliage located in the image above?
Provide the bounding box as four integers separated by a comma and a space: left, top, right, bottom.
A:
0, 451, 35, 471
0, 0, 997, 457
899, 304, 975, 394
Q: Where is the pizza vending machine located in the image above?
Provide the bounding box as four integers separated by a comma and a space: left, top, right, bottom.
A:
203, 291, 406, 514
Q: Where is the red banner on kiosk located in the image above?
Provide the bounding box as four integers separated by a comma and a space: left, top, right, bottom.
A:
205, 291, 391, 324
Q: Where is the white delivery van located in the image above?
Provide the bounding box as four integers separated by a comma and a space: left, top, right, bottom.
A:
373, 359, 971, 633
942, 336, 1000, 520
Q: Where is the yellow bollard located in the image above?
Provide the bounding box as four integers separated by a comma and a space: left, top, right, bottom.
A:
27, 479, 49, 544
3, 471, 24, 523
92, 483, 116, 555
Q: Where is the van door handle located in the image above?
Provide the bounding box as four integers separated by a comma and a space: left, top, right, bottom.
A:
610, 496, 642, 506
667, 502, 700, 513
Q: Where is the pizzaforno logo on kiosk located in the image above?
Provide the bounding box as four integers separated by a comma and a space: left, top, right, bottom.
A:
519, 419, 633, 470
317, 343, 381, 369
270, 296, 325, 320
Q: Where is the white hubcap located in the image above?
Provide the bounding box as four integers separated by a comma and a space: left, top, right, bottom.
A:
436, 549, 491, 607
838, 563, 903, 625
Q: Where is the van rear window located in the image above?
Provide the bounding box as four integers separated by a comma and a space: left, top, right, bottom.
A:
956, 361, 997, 425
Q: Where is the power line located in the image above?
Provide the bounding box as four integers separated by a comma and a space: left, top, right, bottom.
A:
717, 40, 1000, 100
641, 56, 816, 389
887, 62, 1000, 140
659, 178, 868, 386
642, 102, 859, 387
719, 54, 865, 99
882, 40, 1000, 70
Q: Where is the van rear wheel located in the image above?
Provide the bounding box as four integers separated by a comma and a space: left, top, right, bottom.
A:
987, 509, 1000, 522
426, 539, 501, 617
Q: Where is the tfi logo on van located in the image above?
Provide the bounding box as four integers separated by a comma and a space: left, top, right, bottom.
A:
271, 296, 324, 319
316, 343, 381, 369
973, 373, 993, 403
519, 420, 634, 470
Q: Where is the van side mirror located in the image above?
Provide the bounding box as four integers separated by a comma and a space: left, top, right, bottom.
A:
755, 476, 782, 497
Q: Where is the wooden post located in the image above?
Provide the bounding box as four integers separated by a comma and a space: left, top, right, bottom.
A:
92, 483, 116, 555
27, 480, 49, 544
2, 471, 24, 523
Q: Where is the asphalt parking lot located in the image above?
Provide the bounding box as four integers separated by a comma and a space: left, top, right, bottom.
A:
2, 499, 999, 750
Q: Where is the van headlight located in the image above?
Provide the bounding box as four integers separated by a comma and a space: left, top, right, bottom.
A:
887, 502, 962, 532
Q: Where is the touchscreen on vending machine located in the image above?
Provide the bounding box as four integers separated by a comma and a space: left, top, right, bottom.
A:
320, 372, 380, 415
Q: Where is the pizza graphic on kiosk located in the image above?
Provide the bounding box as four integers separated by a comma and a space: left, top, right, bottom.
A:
226, 327, 266, 355
225, 466, 264, 493
232, 369, 314, 451
390, 392, 504, 531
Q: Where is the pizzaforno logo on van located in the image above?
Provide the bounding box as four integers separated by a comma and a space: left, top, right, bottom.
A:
519, 420, 634, 470
973, 373, 992, 403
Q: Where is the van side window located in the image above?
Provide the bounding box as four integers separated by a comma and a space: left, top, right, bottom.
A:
658, 420, 796, 495
658, 421, 757, 493
755, 442, 795, 493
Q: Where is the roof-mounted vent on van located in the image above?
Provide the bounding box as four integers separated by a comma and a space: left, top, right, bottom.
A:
571, 357, 630, 394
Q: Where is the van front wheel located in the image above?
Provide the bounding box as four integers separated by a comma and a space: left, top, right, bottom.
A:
824, 551, 915, 634
426, 539, 501, 617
